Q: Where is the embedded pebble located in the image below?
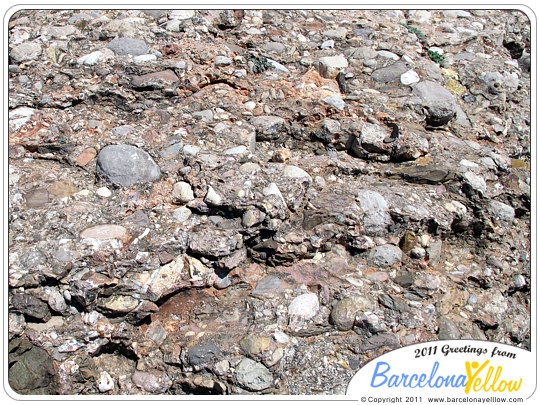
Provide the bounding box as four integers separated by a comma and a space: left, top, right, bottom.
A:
96, 144, 161, 187
96, 187, 112, 198
7, 8, 531, 397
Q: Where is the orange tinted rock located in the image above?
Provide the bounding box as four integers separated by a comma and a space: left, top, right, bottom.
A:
76, 147, 97, 166
229, 262, 265, 285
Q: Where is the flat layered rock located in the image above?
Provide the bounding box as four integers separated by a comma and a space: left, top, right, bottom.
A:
107, 37, 148, 56
7, 8, 531, 397
131, 70, 179, 89
80, 224, 128, 241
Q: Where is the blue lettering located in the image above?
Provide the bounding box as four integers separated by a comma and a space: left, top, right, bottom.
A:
388, 374, 399, 387
428, 361, 440, 387
368, 361, 467, 389
455, 374, 468, 387
401, 374, 410, 387
408, 373, 419, 388
371, 362, 390, 388
444, 375, 457, 387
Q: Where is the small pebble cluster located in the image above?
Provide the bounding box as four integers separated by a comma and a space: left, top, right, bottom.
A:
8, 9, 530, 395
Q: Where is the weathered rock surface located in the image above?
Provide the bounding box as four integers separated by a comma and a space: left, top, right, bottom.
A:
8, 339, 57, 394
8, 8, 530, 397
412, 80, 457, 126
107, 37, 148, 56
235, 358, 274, 391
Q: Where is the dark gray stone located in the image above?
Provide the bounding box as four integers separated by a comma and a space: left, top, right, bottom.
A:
518, 52, 530, 72
348, 355, 360, 369
353, 28, 375, 39
378, 294, 410, 313
96, 144, 161, 187
438, 316, 461, 339
161, 142, 184, 160
125, 210, 151, 227
11, 293, 51, 322
357, 333, 400, 353
8, 339, 56, 394
252, 275, 285, 296
393, 272, 414, 288
187, 343, 221, 366
398, 164, 453, 184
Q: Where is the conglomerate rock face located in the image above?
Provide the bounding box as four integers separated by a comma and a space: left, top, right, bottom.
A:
8, 9, 530, 395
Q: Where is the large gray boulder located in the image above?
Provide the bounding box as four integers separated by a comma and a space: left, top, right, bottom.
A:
96, 144, 161, 187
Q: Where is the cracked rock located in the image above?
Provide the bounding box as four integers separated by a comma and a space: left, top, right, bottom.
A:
7, 8, 531, 397
413, 80, 457, 126
235, 358, 273, 391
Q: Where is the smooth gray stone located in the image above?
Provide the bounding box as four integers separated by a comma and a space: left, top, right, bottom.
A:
96, 144, 161, 187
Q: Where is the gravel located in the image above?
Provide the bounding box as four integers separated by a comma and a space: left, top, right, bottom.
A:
8, 8, 531, 397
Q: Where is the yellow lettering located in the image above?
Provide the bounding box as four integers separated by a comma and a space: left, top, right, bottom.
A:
492, 366, 503, 391
497, 380, 508, 392
473, 378, 482, 391
464, 361, 523, 394
509, 379, 522, 392
482, 366, 494, 392
464, 361, 490, 394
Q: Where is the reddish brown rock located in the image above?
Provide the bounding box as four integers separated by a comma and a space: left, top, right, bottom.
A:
76, 147, 97, 166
